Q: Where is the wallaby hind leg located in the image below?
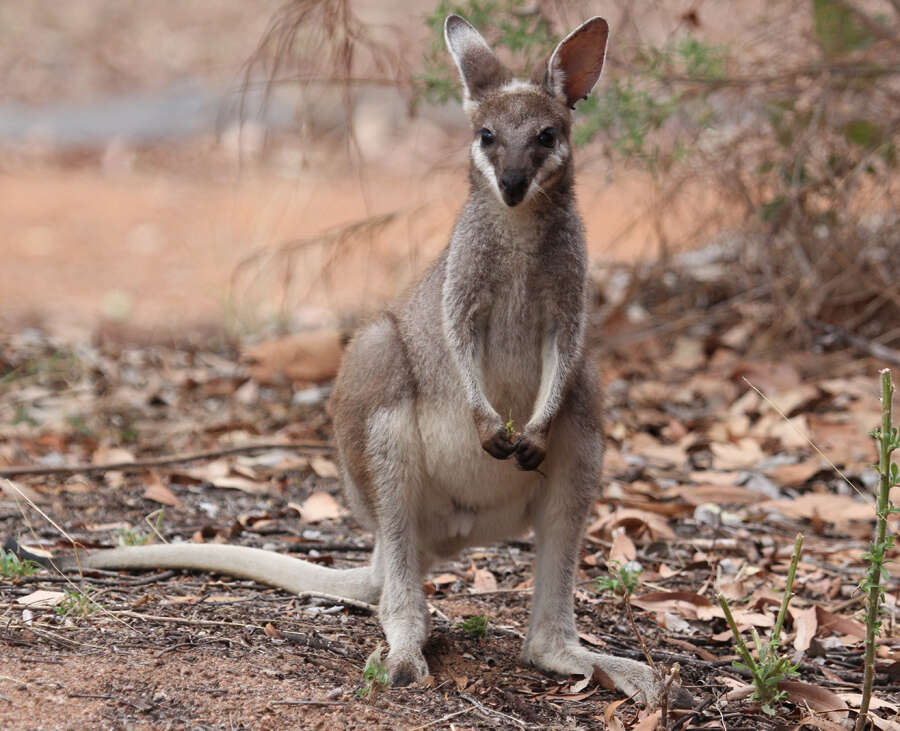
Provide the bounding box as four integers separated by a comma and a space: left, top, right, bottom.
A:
366, 401, 430, 685
332, 317, 430, 685
521, 369, 692, 707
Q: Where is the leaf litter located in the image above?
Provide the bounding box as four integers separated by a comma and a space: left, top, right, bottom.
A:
1, 324, 900, 729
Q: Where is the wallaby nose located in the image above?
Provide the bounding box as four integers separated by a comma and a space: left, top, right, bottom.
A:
499, 169, 528, 206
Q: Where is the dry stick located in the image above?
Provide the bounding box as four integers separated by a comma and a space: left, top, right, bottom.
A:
809, 320, 900, 367
856, 370, 896, 731
0, 441, 332, 478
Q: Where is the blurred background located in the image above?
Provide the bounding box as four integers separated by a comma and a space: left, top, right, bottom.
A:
0, 0, 897, 353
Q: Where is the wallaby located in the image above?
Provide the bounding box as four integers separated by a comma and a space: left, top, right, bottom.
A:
7, 16, 690, 707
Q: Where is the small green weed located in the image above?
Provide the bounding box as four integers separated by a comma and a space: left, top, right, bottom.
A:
595, 560, 643, 598
459, 615, 489, 639
357, 645, 390, 702
55, 586, 97, 619
718, 533, 803, 716
117, 509, 166, 546
0, 549, 40, 578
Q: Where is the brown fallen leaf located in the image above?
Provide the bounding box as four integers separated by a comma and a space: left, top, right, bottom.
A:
710, 439, 765, 470
761, 494, 872, 524
471, 567, 497, 593
670, 336, 705, 371
310, 455, 339, 479
293, 492, 347, 523
142, 472, 181, 507
791, 605, 817, 652
870, 715, 900, 731
609, 529, 637, 565
778, 680, 849, 723
1, 479, 49, 504
632, 709, 661, 731
815, 606, 866, 641
243, 329, 345, 385
589, 508, 676, 541
839, 693, 899, 713
767, 459, 824, 487
603, 698, 629, 731
17, 590, 66, 608
431, 572, 459, 586
666, 483, 764, 506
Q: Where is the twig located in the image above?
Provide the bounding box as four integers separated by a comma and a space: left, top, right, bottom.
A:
270, 699, 347, 706
809, 320, 900, 367
111, 610, 267, 630
296, 591, 377, 613
409, 708, 473, 730
0, 442, 332, 478
458, 693, 529, 729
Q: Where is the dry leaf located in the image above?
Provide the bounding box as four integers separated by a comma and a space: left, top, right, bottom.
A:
91, 446, 136, 465
815, 606, 866, 641
243, 329, 344, 384
839, 693, 899, 712
778, 680, 848, 723
1, 480, 49, 504
472, 567, 497, 593
432, 573, 459, 586
142, 473, 181, 506
632, 710, 661, 731
711, 439, 765, 470
589, 508, 676, 541
670, 336, 705, 370
870, 715, 900, 731
17, 590, 66, 608
761, 494, 871, 525
310, 455, 339, 479
791, 605, 818, 652
767, 459, 823, 487
295, 492, 347, 523
609, 529, 637, 564
210, 476, 275, 495
603, 699, 629, 731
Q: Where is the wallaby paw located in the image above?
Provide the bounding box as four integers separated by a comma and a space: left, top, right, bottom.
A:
521, 642, 693, 708
514, 431, 546, 470
386, 648, 429, 687
477, 421, 517, 460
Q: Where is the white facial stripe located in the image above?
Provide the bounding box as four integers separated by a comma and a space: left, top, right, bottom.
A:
470, 140, 504, 204
525, 141, 569, 203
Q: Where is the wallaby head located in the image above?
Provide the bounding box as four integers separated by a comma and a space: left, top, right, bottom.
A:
444, 15, 608, 207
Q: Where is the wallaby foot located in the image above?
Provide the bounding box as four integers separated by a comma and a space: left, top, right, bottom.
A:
386, 646, 430, 686
521, 641, 692, 708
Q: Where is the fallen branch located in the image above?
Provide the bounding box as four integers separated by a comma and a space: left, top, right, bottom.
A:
809, 320, 900, 367
0, 441, 332, 478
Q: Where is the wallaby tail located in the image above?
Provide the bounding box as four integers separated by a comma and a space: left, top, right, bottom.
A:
4, 538, 380, 604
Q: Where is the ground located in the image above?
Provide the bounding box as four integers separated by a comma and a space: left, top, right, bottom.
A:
1, 326, 898, 730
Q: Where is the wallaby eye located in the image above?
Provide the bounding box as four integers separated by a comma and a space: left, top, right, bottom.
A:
479, 128, 495, 146
537, 127, 556, 148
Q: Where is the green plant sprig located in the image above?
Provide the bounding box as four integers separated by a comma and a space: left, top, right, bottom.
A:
718, 532, 803, 716
856, 369, 897, 731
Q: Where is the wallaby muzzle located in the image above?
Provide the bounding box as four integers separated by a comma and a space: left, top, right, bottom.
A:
499, 168, 529, 206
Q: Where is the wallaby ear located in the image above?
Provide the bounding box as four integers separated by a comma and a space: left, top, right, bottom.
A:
545, 17, 609, 108
444, 15, 509, 104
